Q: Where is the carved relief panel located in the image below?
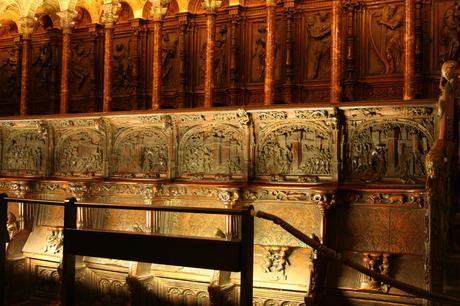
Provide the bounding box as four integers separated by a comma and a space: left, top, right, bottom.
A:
254, 109, 337, 183
304, 10, 332, 80
112, 37, 134, 94
70, 39, 94, 97
362, 1, 404, 76
344, 106, 434, 184
110, 115, 170, 179
160, 30, 179, 89
0, 120, 49, 176
0, 45, 20, 107
176, 111, 248, 181
52, 118, 109, 177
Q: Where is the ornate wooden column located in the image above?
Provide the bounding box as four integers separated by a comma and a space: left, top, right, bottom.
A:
151, 0, 170, 110
101, 0, 121, 112
228, 8, 240, 106
264, 0, 276, 106
19, 17, 34, 116
342, 0, 362, 101
58, 9, 77, 114
404, 0, 416, 100
331, 0, 343, 105
203, 0, 222, 108
176, 14, 189, 108
283, 2, 295, 104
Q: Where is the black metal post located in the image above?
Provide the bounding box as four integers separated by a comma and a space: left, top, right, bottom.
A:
240, 206, 254, 306
61, 197, 77, 306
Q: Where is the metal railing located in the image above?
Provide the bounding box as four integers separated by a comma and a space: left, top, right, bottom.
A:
0, 195, 254, 306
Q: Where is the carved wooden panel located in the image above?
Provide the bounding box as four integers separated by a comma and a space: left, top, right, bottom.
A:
110, 115, 170, 179
0, 41, 19, 115
254, 109, 337, 183
344, 106, 434, 184
51, 118, 109, 178
0, 120, 49, 176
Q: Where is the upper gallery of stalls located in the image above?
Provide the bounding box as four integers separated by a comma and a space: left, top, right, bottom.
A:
0, 0, 453, 115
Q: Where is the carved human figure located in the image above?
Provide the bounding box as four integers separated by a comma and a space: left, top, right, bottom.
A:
71, 42, 91, 91
161, 33, 178, 84
0, 49, 18, 92
113, 42, 131, 90
0, 21, 17, 36
441, 0, 460, 61
375, 4, 403, 74
215, 25, 227, 85
7, 212, 19, 240
33, 43, 52, 86
306, 11, 331, 79
253, 25, 267, 81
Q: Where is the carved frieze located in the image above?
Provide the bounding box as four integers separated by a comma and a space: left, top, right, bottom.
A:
1, 120, 48, 176
111, 127, 168, 178
178, 124, 244, 180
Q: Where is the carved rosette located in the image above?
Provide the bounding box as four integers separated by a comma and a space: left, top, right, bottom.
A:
111, 127, 168, 178
178, 124, 244, 180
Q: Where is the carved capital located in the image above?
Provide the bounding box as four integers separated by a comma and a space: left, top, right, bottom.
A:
101, 0, 122, 26
19, 16, 34, 39
313, 193, 336, 211
202, 0, 222, 13
57, 9, 78, 32
150, 0, 171, 21
218, 190, 239, 208
342, 0, 364, 13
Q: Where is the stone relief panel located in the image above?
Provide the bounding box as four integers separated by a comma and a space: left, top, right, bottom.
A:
52, 118, 108, 177
1, 121, 49, 176
344, 106, 434, 184
178, 121, 245, 181
254, 110, 336, 183
111, 126, 169, 178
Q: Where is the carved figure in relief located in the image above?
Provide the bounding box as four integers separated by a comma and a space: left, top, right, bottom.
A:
262, 246, 290, 280
0, 49, 18, 94
161, 33, 178, 85
306, 11, 331, 79
5, 133, 45, 173
43, 229, 63, 254
253, 25, 267, 81
0, 21, 18, 36
370, 4, 403, 74
113, 42, 132, 90
441, 0, 460, 61
7, 212, 19, 240
71, 42, 91, 91
33, 43, 52, 87
215, 25, 227, 85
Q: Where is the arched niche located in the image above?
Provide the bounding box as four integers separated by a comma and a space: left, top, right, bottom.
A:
0, 20, 18, 36
118, 2, 134, 23
74, 7, 92, 27
33, 14, 53, 33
